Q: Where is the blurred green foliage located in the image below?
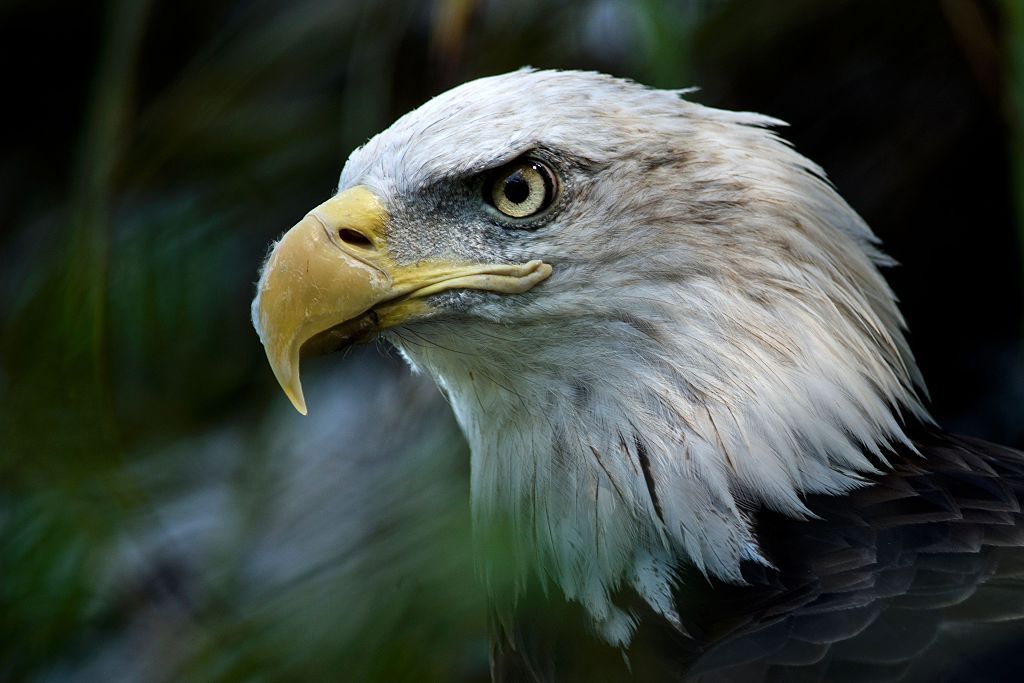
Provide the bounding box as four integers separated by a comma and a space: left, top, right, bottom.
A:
1, 1, 1021, 681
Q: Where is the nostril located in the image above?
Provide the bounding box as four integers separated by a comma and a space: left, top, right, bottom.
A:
338, 228, 373, 248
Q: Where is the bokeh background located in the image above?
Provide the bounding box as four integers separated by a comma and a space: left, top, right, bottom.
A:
2, 0, 1023, 680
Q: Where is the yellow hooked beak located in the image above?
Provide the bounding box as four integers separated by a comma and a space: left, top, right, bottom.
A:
254, 186, 552, 415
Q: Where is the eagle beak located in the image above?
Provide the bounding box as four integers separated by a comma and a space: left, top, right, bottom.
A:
254, 186, 552, 415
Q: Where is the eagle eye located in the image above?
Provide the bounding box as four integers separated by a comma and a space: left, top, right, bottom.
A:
486, 158, 557, 219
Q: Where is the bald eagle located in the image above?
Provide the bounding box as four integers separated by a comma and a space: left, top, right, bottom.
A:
252, 70, 1024, 681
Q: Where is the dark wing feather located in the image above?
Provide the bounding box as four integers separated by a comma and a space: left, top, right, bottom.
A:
490, 429, 1024, 682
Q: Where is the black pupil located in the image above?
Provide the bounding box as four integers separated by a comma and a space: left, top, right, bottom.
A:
503, 172, 531, 204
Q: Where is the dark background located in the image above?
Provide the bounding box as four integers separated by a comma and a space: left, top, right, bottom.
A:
2, 0, 1022, 680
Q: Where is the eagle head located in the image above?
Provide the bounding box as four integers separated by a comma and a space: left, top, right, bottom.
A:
252, 69, 928, 643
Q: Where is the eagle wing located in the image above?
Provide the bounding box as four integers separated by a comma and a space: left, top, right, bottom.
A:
491, 430, 1024, 682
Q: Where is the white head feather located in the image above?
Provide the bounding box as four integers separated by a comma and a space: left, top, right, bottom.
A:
336, 69, 929, 643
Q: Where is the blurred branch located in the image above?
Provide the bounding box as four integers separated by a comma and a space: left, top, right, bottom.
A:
430, 0, 476, 79
66, 0, 152, 410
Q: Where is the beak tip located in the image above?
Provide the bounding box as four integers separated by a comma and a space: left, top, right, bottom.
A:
264, 345, 309, 415
284, 386, 308, 416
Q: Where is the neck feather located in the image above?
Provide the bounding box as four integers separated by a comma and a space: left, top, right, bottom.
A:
393, 287, 926, 642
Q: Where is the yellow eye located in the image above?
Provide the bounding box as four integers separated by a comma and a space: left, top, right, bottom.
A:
488, 159, 557, 219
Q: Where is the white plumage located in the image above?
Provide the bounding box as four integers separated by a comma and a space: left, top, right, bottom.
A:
311, 69, 931, 642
